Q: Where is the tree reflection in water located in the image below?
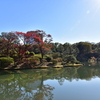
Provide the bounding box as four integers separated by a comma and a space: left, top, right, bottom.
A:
0, 70, 55, 100
1, 64, 100, 99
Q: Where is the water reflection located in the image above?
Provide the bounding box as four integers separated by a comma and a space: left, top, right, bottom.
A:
0, 69, 55, 100
0, 64, 100, 100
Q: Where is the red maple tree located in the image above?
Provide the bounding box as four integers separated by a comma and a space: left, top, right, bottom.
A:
0, 30, 53, 64
26, 30, 53, 62
15, 30, 53, 62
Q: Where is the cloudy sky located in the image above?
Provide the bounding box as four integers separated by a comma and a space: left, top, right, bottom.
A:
0, 0, 100, 43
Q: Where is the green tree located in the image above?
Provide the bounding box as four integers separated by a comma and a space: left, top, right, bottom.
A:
63, 42, 79, 56
63, 55, 77, 64
77, 42, 92, 54
57, 43, 64, 57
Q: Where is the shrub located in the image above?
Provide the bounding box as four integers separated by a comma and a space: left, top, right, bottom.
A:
0, 57, 14, 68
28, 56, 40, 65
52, 53, 60, 59
57, 57, 62, 62
63, 55, 77, 64
51, 59, 58, 65
44, 55, 53, 62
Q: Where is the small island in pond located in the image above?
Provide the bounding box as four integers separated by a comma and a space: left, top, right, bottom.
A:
0, 30, 99, 69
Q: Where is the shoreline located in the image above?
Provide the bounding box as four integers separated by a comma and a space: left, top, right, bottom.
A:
1, 63, 83, 70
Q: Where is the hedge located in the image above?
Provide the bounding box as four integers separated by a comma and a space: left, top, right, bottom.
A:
0, 57, 14, 68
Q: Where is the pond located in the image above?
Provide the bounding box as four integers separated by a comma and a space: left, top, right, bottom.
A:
0, 63, 100, 100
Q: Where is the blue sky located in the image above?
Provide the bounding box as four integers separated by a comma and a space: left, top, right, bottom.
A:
0, 0, 100, 44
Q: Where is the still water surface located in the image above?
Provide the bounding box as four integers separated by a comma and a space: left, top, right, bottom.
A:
0, 63, 100, 100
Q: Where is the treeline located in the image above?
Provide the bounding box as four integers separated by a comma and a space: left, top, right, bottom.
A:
51, 42, 100, 62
